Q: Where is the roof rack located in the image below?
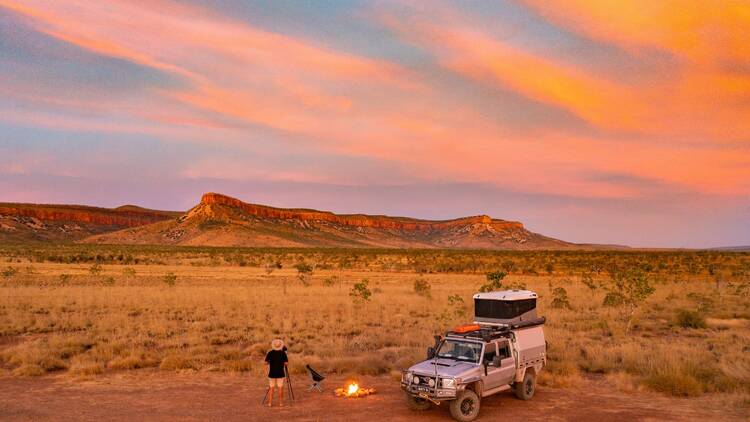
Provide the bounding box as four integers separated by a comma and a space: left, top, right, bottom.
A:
445, 317, 546, 342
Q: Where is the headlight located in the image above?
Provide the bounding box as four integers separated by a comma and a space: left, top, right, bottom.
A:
428, 378, 435, 387
442, 378, 456, 389
412, 375, 420, 384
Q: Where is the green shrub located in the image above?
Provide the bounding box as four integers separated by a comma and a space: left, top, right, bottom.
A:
89, 263, 102, 276
603, 292, 625, 307
350, 279, 372, 304
644, 372, 703, 397
1, 266, 19, 278
447, 294, 466, 317
675, 310, 706, 329
506, 280, 527, 290
413, 278, 431, 298
550, 287, 572, 309
480, 271, 506, 292
163, 272, 177, 287
294, 262, 313, 286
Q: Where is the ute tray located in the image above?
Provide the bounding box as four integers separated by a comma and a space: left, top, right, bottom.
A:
445, 317, 545, 342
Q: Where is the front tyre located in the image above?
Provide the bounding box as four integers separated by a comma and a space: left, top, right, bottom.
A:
405, 393, 431, 411
449, 390, 481, 421
514, 371, 536, 400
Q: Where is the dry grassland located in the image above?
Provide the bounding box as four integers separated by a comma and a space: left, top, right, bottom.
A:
0, 247, 748, 409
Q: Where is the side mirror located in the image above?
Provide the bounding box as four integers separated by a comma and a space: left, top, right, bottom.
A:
427, 347, 435, 359
493, 355, 501, 367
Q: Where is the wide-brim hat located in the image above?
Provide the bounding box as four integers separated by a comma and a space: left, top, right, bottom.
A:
272, 339, 284, 351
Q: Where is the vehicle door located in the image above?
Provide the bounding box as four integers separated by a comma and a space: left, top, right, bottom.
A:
496, 339, 516, 384
481, 341, 505, 390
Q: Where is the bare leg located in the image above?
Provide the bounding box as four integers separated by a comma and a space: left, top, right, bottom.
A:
279, 384, 284, 407
268, 386, 274, 407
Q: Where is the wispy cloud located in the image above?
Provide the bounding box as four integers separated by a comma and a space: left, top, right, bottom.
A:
0, 0, 747, 246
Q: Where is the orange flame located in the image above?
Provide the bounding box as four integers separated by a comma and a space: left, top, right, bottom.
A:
346, 383, 359, 396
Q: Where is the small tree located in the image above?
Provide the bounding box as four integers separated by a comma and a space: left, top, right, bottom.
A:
1, 266, 18, 278
545, 262, 554, 275
294, 262, 313, 286
89, 263, 102, 276
505, 280, 527, 290
480, 271, 506, 292
550, 287, 572, 309
602, 269, 655, 332
163, 272, 177, 287
265, 260, 282, 275
59, 273, 71, 285
447, 294, 466, 318
581, 272, 597, 296
501, 260, 517, 274
350, 279, 372, 304
413, 278, 431, 298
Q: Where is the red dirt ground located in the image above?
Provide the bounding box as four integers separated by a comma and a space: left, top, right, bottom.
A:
0, 372, 746, 421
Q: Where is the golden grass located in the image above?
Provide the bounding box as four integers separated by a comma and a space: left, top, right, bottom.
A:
0, 253, 748, 404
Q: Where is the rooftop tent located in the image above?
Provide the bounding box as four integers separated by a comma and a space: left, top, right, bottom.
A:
473, 290, 538, 325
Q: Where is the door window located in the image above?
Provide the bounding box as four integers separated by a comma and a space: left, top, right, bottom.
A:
483, 342, 497, 366
498, 341, 511, 359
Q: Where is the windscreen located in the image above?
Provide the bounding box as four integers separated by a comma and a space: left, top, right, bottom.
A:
475, 298, 536, 319
436, 340, 482, 363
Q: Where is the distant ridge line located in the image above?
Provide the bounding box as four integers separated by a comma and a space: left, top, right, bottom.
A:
198, 192, 524, 232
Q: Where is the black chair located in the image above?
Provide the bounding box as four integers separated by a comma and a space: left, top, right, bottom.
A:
306, 364, 325, 392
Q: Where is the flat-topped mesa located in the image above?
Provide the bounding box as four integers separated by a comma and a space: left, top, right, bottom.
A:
199, 193, 524, 231
0, 203, 176, 228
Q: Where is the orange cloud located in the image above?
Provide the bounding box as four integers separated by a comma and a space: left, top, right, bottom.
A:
378, 1, 750, 147
520, 0, 750, 64
518, 0, 750, 141
1, 0, 747, 200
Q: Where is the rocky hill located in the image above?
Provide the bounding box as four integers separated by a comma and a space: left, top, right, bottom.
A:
0, 202, 180, 243
83, 193, 576, 249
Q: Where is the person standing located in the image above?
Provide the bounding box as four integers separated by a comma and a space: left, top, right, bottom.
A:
264, 339, 288, 407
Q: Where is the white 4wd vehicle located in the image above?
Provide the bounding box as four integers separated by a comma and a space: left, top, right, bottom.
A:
401, 290, 546, 421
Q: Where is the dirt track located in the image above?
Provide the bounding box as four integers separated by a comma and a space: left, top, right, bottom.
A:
0, 372, 746, 421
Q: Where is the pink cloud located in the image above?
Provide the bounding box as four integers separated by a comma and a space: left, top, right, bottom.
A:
0, 0, 747, 202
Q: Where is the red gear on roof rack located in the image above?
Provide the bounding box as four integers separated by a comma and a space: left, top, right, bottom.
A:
452, 324, 481, 333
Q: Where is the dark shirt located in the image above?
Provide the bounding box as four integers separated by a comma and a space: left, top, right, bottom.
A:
265, 350, 288, 378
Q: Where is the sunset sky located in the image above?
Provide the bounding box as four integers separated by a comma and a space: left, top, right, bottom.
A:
1, 0, 748, 248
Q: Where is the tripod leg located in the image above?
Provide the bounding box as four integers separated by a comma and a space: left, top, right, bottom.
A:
285, 368, 295, 401
261, 387, 270, 405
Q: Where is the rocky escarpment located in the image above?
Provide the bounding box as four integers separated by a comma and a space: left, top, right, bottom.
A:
0, 204, 178, 227
84, 193, 574, 249
0, 203, 180, 243
197, 192, 525, 232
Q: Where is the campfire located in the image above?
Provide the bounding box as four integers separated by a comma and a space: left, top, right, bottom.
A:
335, 382, 376, 398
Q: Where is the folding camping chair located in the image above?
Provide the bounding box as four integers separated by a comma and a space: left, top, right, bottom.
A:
306, 364, 325, 392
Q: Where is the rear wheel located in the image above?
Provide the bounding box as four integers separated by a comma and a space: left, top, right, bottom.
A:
405, 393, 431, 411
514, 371, 536, 400
449, 389, 480, 421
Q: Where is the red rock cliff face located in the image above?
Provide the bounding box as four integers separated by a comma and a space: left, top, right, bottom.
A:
0, 204, 176, 228
199, 193, 524, 231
